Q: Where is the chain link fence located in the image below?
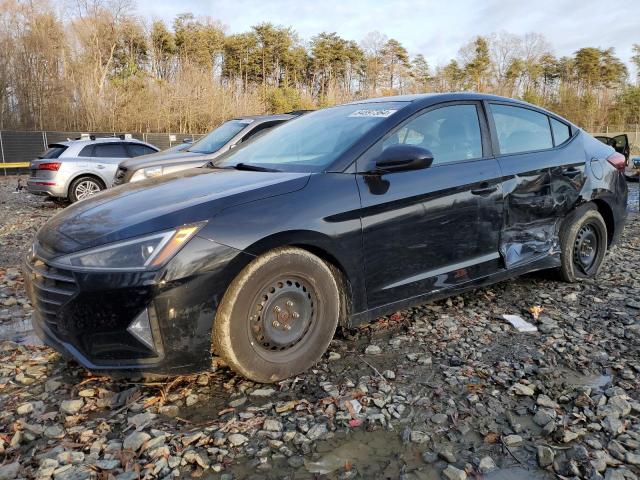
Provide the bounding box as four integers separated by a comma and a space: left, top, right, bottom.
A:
0, 130, 206, 175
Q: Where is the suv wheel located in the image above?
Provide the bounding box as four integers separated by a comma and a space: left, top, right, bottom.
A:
559, 203, 608, 282
212, 247, 344, 383
69, 176, 104, 203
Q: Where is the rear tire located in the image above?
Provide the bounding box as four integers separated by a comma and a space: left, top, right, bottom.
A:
559, 204, 607, 283
69, 176, 105, 203
212, 247, 342, 383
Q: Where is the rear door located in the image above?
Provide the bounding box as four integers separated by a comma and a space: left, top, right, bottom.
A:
76, 144, 95, 168
92, 142, 130, 185
487, 102, 585, 268
93, 142, 129, 162
357, 101, 504, 309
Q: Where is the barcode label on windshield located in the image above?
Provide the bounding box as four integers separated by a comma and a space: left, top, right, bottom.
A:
348, 109, 397, 118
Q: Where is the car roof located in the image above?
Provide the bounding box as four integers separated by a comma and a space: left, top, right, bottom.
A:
348, 92, 534, 106
231, 113, 298, 123
54, 137, 150, 147
346, 92, 576, 127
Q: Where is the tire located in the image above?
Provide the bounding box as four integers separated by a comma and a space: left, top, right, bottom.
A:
559, 203, 608, 283
212, 247, 343, 383
68, 176, 105, 203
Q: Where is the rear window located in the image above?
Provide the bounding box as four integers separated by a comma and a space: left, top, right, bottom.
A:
491, 104, 553, 154
550, 118, 571, 146
39, 145, 67, 159
93, 143, 128, 158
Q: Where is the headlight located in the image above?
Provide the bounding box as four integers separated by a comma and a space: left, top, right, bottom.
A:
53, 223, 204, 270
130, 166, 163, 182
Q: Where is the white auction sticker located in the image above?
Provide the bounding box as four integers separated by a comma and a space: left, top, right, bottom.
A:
348, 109, 397, 118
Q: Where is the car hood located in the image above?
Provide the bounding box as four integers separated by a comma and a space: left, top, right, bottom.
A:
37, 167, 310, 256
118, 150, 207, 171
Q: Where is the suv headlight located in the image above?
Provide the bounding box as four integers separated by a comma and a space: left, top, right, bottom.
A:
53, 223, 204, 270
131, 166, 163, 182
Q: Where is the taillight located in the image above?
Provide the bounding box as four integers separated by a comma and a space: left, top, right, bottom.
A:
606, 152, 626, 172
38, 162, 61, 171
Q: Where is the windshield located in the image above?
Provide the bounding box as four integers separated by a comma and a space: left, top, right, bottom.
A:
214, 102, 408, 172
188, 119, 251, 154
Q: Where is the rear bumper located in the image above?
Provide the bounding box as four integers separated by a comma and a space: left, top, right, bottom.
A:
27, 178, 66, 197
25, 236, 254, 375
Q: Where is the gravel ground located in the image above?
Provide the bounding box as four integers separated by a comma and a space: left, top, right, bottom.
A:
0, 175, 639, 480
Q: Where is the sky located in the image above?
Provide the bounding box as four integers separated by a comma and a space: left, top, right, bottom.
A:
137, 0, 640, 75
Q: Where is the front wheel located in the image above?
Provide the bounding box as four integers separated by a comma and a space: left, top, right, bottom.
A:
212, 247, 343, 383
559, 204, 608, 282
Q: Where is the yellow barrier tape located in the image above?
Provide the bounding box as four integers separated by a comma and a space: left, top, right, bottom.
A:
1, 162, 30, 168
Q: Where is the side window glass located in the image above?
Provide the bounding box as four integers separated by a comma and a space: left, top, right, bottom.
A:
94, 143, 128, 158
382, 104, 483, 165
490, 104, 553, 154
78, 145, 94, 157
241, 121, 281, 143
128, 144, 156, 157
550, 117, 571, 146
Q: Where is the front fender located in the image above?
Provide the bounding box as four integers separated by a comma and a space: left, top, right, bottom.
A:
199, 173, 367, 316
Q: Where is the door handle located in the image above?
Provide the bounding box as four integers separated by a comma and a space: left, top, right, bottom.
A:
471, 183, 498, 196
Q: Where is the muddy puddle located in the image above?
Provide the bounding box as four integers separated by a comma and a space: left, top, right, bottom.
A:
484, 466, 551, 479
539, 366, 612, 392
220, 427, 554, 479
221, 428, 442, 479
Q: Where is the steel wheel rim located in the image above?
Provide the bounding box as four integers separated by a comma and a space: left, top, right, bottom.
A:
573, 223, 599, 273
249, 277, 316, 353
75, 180, 100, 200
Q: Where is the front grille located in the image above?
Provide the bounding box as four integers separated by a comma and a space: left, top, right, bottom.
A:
114, 167, 127, 185
24, 256, 78, 336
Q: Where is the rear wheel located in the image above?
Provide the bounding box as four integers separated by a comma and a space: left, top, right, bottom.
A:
69, 176, 104, 203
212, 247, 343, 383
559, 204, 608, 282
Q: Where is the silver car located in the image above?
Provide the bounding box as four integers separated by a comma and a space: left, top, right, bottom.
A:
27, 136, 159, 203
114, 113, 302, 184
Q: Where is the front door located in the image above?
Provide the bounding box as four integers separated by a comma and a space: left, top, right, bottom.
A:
357, 102, 504, 310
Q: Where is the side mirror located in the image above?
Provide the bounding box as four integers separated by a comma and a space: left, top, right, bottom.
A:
374, 144, 434, 173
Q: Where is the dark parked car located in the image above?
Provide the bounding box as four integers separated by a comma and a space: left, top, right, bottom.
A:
114, 113, 303, 184
25, 93, 627, 382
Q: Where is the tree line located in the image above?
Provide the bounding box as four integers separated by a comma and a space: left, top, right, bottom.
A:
1, 0, 639, 134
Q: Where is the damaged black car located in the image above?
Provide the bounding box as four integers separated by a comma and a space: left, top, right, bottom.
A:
25, 93, 628, 382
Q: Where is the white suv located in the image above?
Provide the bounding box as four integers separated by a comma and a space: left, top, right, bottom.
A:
27, 136, 158, 203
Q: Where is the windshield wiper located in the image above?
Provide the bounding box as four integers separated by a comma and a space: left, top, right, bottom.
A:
232, 163, 280, 172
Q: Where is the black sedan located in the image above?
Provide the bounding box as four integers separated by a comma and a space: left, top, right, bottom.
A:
25, 93, 628, 382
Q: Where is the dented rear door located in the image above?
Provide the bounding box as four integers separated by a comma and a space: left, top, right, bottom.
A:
487, 102, 586, 268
